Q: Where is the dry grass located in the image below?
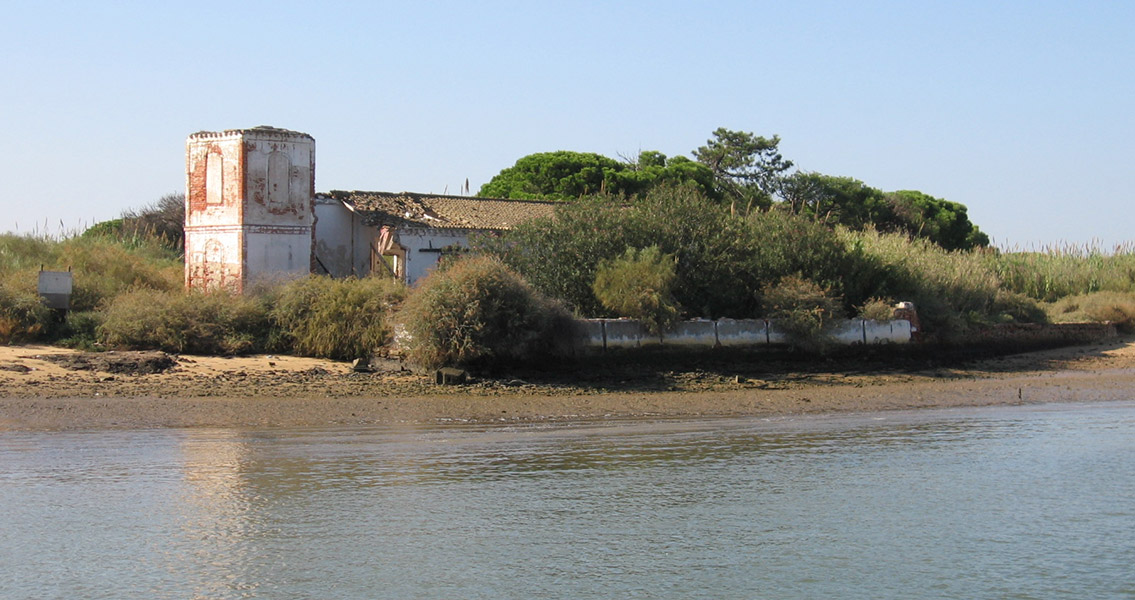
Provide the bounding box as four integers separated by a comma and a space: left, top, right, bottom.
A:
1045, 291, 1135, 333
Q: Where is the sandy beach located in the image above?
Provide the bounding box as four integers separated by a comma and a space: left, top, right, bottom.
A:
2, 338, 1134, 430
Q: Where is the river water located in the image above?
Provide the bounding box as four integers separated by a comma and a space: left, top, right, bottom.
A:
2, 401, 1134, 599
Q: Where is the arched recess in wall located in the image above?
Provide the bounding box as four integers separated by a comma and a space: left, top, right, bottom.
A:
203, 238, 227, 288
206, 152, 224, 205
267, 151, 292, 210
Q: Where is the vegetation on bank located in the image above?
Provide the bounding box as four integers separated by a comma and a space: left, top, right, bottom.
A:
4, 125, 1135, 367
6, 190, 1133, 367
397, 256, 574, 370
481, 128, 989, 251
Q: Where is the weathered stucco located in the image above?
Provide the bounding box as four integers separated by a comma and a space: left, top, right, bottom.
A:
185, 128, 315, 292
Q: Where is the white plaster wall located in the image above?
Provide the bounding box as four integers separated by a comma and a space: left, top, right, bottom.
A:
831, 320, 866, 344
604, 319, 654, 348
662, 320, 718, 347
578, 319, 606, 347
865, 319, 912, 344
242, 138, 315, 227
185, 228, 242, 290
313, 199, 374, 277
397, 228, 474, 284
577, 318, 911, 350
246, 232, 312, 283
717, 319, 769, 346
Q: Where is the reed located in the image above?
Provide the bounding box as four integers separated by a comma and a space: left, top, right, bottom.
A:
989, 242, 1135, 302
838, 228, 1005, 336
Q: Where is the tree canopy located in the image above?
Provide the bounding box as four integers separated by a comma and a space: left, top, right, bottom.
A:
478, 128, 988, 250
477, 150, 717, 201
692, 127, 793, 212
778, 173, 988, 250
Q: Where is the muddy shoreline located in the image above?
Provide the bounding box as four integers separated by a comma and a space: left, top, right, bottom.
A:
2, 339, 1134, 430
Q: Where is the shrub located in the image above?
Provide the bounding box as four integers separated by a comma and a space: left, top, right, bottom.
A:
1046, 291, 1135, 333
761, 275, 846, 353
0, 282, 52, 343
988, 290, 1048, 324
267, 275, 406, 360
397, 256, 575, 370
592, 246, 680, 335
857, 297, 895, 321
478, 185, 854, 319
99, 289, 269, 355
56, 310, 104, 350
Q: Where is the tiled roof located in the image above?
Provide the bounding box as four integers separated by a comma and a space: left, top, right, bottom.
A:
324, 190, 558, 230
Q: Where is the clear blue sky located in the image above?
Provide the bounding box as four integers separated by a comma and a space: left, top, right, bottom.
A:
2, 1, 1131, 248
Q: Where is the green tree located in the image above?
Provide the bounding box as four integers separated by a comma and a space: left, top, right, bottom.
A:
886, 190, 989, 251
592, 246, 681, 335
778, 174, 988, 251
478, 150, 717, 201
778, 173, 889, 226
693, 127, 793, 213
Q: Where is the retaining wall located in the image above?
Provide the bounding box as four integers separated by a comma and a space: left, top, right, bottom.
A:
579, 318, 912, 350
961, 322, 1117, 347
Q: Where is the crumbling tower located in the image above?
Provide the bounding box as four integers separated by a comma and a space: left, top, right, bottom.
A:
184, 127, 315, 292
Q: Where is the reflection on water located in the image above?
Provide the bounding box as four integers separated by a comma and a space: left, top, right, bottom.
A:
2, 402, 1134, 599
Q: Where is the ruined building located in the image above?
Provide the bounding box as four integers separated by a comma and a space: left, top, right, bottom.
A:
184, 127, 555, 291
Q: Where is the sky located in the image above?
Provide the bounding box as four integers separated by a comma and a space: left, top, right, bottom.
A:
1, 1, 1132, 248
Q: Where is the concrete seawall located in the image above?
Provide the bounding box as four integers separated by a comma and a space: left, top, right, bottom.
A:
578, 318, 912, 350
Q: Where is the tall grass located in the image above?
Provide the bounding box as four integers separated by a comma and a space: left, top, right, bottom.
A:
1, 233, 183, 342
989, 243, 1135, 302
0, 233, 183, 312
839, 228, 1004, 337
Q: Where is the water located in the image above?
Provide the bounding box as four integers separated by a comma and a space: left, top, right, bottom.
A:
2, 402, 1134, 599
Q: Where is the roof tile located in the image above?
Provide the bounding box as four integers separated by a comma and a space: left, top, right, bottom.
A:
324, 190, 557, 229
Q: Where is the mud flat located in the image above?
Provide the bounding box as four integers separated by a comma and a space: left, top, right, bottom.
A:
2, 338, 1133, 430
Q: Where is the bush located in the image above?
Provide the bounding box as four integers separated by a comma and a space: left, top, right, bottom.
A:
267, 275, 406, 360
857, 297, 895, 321
988, 290, 1048, 325
761, 275, 846, 353
397, 256, 575, 370
592, 246, 680, 335
56, 311, 104, 350
0, 282, 52, 343
478, 185, 854, 319
99, 289, 269, 355
1046, 291, 1135, 333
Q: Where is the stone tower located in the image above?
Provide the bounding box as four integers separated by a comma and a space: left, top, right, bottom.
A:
184, 127, 315, 292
